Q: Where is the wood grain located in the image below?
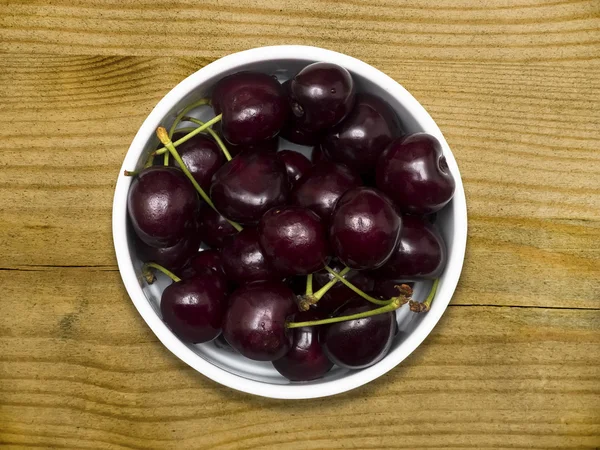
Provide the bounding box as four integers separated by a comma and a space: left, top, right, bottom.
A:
0, 0, 599, 448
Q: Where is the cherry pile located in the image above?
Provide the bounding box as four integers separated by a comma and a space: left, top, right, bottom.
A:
126, 62, 455, 382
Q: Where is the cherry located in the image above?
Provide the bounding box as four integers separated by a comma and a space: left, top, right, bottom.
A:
321, 93, 401, 175
276, 150, 312, 187
279, 80, 324, 145
211, 71, 287, 145
181, 249, 226, 279
291, 161, 362, 223
289, 62, 355, 131
319, 299, 396, 369
227, 135, 279, 157
221, 228, 279, 284
170, 132, 225, 191
313, 259, 374, 314
258, 206, 329, 276
272, 309, 333, 381
376, 133, 455, 215
210, 150, 289, 225
223, 280, 296, 361
197, 203, 238, 249
371, 215, 447, 280
329, 187, 401, 270
311, 145, 328, 164
160, 269, 227, 344
127, 166, 199, 247
135, 220, 201, 272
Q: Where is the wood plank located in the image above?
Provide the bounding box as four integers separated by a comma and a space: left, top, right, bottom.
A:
0, 55, 598, 308
0, 0, 599, 61
0, 270, 598, 449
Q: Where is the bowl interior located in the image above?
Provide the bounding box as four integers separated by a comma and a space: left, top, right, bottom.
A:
116, 46, 466, 398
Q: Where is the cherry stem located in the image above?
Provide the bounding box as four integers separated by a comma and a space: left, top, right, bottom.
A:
324, 265, 391, 306
305, 273, 313, 297
153, 114, 222, 156
409, 279, 439, 313
123, 170, 138, 176
182, 116, 232, 161
142, 262, 181, 283
287, 297, 402, 329
168, 98, 211, 139
298, 266, 351, 311
156, 127, 243, 232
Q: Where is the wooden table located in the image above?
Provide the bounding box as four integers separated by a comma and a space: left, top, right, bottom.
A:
1, 1, 599, 448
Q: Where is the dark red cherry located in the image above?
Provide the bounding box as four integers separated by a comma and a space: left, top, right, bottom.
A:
223, 281, 296, 361
329, 187, 401, 270
276, 150, 312, 188
289, 62, 355, 132
313, 259, 375, 314
227, 135, 279, 157
291, 162, 361, 223
197, 204, 238, 249
272, 310, 333, 381
160, 270, 227, 344
211, 72, 287, 145
280, 80, 324, 145
371, 215, 447, 280
127, 166, 199, 247
135, 220, 201, 272
180, 249, 226, 279
376, 133, 456, 215
319, 299, 396, 369
311, 145, 328, 164
258, 206, 329, 276
210, 150, 289, 224
321, 93, 401, 175
171, 132, 225, 191
221, 228, 279, 284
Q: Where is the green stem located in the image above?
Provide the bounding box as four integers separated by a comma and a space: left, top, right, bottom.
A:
168, 98, 211, 139
182, 116, 232, 161
123, 170, 138, 176
143, 262, 181, 283
409, 279, 439, 313
324, 265, 391, 306
143, 153, 155, 169
305, 273, 313, 297
154, 114, 222, 156
169, 126, 198, 135
298, 266, 350, 311
287, 297, 402, 329
164, 151, 170, 166
156, 127, 243, 232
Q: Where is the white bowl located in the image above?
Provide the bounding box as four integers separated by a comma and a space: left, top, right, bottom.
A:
112, 45, 467, 399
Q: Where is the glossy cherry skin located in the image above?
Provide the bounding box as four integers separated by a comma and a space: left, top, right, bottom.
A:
329, 187, 401, 270
181, 249, 226, 279
211, 71, 288, 145
221, 228, 279, 284
289, 62, 355, 132
276, 150, 312, 187
291, 162, 362, 223
376, 133, 456, 215
197, 204, 238, 249
371, 215, 447, 280
272, 310, 333, 381
321, 93, 401, 175
313, 259, 375, 314
210, 150, 289, 224
160, 270, 227, 344
258, 206, 329, 276
171, 132, 225, 191
319, 299, 396, 369
135, 220, 201, 272
279, 80, 324, 146
223, 281, 297, 361
127, 166, 199, 247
